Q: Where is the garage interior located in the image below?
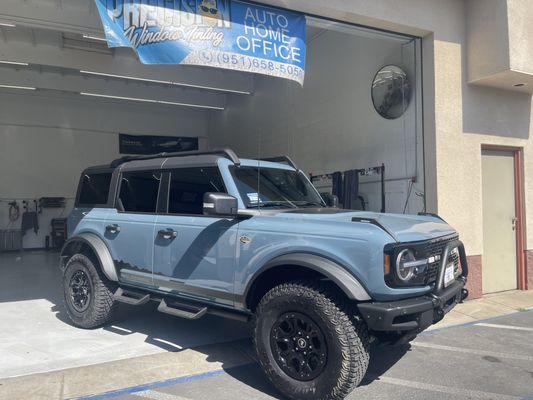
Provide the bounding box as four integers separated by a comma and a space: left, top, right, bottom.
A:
0, 11, 423, 380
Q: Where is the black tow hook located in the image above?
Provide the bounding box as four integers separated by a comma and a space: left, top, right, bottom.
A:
460, 288, 469, 303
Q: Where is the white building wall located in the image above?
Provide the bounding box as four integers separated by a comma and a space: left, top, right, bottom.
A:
0, 90, 208, 249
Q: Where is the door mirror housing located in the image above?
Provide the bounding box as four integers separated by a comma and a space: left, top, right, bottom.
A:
203, 193, 239, 217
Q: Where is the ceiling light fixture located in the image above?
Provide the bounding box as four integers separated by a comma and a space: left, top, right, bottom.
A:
0, 22, 16, 28
82, 34, 108, 42
156, 99, 225, 109
0, 60, 29, 66
81, 70, 175, 86
79, 70, 251, 95
0, 84, 36, 90
80, 92, 157, 103
80, 92, 225, 110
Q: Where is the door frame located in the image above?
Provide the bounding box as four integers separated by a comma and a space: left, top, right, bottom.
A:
481, 144, 526, 290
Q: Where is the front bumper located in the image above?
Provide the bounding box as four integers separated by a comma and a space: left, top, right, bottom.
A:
358, 240, 469, 333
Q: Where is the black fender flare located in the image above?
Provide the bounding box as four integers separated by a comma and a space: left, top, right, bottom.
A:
60, 233, 118, 282
244, 253, 371, 308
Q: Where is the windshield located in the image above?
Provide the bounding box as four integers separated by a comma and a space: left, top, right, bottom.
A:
230, 166, 326, 209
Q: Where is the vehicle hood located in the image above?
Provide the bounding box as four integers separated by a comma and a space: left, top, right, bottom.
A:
271, 209, 456, 243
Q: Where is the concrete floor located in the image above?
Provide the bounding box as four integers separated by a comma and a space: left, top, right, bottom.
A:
1, 250, 532, 400
0, 251, 250, 378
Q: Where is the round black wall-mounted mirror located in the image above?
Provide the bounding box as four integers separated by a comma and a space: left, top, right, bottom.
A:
371, 65, 411, 119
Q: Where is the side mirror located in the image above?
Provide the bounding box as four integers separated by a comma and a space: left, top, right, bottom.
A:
203, 193, 239, 217
321, 193, 339, 208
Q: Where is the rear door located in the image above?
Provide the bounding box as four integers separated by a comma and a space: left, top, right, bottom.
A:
152, 166, 239, 307
104, 169, 163, 288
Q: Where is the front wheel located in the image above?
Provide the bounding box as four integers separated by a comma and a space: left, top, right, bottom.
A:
254, 281, 370, 400
62, 253, 117, 329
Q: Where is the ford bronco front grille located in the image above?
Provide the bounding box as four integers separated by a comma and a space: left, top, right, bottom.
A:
424, 235, 460, 284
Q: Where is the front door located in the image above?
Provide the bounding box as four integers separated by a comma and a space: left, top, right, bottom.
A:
104, 170, 162, 288
152, 166, 239, 307
481, 149, 518, 294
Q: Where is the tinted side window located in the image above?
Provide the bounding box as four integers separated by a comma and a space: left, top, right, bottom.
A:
168, 167, 225, 215
78, 173, 111, 206
118, 171, 161, 213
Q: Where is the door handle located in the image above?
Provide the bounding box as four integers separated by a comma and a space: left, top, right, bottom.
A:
106, 224, 121, 234
158, 228, 177, 239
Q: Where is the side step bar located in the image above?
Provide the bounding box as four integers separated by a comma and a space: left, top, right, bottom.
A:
113, 287, 150, 306
157, 299, 207, 320
113, 286, 250, 322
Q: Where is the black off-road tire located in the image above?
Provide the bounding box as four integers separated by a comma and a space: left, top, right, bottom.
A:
63, 253, 117, 329
254, 281, 370, 400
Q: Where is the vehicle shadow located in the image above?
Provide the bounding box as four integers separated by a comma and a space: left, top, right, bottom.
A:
361, 342, 411, 386
53, 301, 408, 398
53, 300, 286, 398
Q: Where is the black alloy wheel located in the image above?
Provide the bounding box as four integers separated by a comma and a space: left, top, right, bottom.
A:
270, 312, 327, 381
63, 253, 117, 329
69, 269, 92, 312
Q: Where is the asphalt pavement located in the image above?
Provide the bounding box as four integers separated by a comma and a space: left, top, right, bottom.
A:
82, 310, 533, 400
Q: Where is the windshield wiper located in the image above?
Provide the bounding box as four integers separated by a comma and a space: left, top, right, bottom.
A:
253, 201, 298, 209
293, 201, 326, 208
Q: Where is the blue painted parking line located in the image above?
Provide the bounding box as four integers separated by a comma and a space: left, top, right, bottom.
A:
76, 369, 230, 400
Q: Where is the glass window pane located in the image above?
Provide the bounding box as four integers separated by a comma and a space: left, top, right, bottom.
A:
169, 167, 225, 215
78, 173, 111, 206
230, 166, 325, 209
119, 171, 161, 213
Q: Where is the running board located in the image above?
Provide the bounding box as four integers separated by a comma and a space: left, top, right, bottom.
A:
113, 287, 150, 306
157, 299, 208, 320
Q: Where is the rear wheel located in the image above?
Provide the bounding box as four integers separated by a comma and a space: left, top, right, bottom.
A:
254, 281, 370, 400
63, 253, 117, 329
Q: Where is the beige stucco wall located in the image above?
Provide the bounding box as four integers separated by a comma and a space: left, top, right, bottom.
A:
507, 0, 533, 74
256, 0, 533, 256
467, 0, 533, 92
466, 0, 510, 82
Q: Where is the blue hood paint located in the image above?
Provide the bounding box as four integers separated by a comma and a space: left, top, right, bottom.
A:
269, 210, 456, 243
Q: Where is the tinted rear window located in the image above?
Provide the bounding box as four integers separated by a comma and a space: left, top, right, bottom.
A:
78, 173, 111, 206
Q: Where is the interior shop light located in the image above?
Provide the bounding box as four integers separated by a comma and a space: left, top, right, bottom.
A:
0, 84, 36, 90
0, 60, 29, 66
80, 92, 225, 110
80, 70, 251, 95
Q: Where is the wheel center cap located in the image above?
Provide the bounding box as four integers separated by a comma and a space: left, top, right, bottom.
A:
297, 338, 307, 349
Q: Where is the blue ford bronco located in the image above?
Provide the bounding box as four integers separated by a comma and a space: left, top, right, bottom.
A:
61, 149, 468, 400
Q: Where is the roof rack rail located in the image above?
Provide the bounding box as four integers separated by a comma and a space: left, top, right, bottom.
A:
259, 156, 299, 170
110, 148, 241, 168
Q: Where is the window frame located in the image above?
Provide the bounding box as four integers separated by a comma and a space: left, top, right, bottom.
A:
160, 165, 228, 217
115, 169, 164, 215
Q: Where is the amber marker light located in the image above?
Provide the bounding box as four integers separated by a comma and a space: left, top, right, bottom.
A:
384, 253, 391, 276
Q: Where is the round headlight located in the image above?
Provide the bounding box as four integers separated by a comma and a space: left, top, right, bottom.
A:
396, 249, 417, 281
